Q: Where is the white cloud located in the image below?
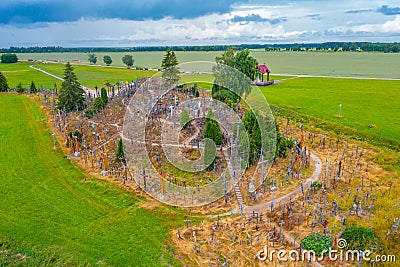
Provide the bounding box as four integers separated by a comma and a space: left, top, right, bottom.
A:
328, 15, 400, 35
1, 1, 400, 47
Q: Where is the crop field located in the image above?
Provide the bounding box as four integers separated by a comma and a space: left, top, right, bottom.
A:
0, 94, 188, 266
16, 51, 400, 78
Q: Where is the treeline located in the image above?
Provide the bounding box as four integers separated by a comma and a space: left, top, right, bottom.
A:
265, 42, 400, 53
1, 42, 399, 53
0, 45, 235, 53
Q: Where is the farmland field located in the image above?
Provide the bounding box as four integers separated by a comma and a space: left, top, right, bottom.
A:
0, 94, 187, 266
16, 51, 400, 78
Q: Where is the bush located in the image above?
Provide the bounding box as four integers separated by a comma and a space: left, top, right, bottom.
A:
85, 109, 94, 118
340, 226, 380, 251
311, 181, 322, 190
301, 234, 333, 256
93, 97, 106, 112
16, 82, 25, 93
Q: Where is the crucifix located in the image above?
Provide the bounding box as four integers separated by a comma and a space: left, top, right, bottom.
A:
270, 180, 277, 212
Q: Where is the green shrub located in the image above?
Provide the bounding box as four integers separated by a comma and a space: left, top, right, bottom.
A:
301, 234, 333, 256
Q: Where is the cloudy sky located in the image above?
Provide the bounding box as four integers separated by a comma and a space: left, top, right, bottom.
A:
0, 0, 399, 47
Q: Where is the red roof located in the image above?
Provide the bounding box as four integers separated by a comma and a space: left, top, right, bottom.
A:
257, 64, 270, 74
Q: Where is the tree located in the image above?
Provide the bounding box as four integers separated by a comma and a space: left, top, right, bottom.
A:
30, 81, 37, 93
204, 109, 223, 171
93, 97, 106, 112
0, 71, 9, 92
213, 47, 258, 101
275, 123, 294, 158
204, 138, 216, 171
161, 48, 180, 83
103, 55, 112, 65
116, 139, 125, 162
1, 53, 18, 63
122, 55, 134, 68
180, 109, 190, 128
100, 87, 108, 104
204, 109, 223, 145
88, 53, 97, 64
57, 62, 85, 112
16, 82, 25, 93
233, 49, 259, 81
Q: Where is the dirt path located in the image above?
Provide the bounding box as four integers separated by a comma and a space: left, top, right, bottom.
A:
214, 151, 322, 216
243, 152, 322, 214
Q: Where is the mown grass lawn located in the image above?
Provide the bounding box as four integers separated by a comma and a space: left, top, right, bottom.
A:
0, 62, 59, 89
34, 63, 156, 89
0, 62, 156, 90
0, 94, 188, 266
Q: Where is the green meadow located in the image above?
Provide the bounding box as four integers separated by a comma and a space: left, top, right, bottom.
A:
33, 63, 156, 89
16, 51, 400, 78
0, 62, 156, 90
1, 53, 399, 148
0, 62, 59, 89
0, 94, 189, 266
257, 77, 400, 149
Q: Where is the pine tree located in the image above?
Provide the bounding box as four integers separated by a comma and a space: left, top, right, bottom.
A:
116, 139, 125, 162
0, 71, 9, 92
30, 81, 37, 93
100, 87, 108, 104
57, 62, 85, 112
16, 82, 24, 93
93, 97, 105, 112
204, 109, 223, 146
204, 109, 223, 171
204, 138, 216, 171
161, 48, 179, 83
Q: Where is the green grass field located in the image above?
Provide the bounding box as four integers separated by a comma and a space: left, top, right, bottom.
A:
34, 63, 156, 89
0, 94, 189, 266
16, 51, 400, 78
1, 57, 399, 148
256, 77, 400, 149
0, 62, 156, 90
0, 62, 59, 90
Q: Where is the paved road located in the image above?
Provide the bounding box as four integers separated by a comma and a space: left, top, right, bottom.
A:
29, 65, 96, 95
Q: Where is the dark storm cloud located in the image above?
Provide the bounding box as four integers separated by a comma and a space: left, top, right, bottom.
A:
377, 5, 400, 15
344, 9, 373, 14
0, 0, 238, 25
231, 14, 287, 24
